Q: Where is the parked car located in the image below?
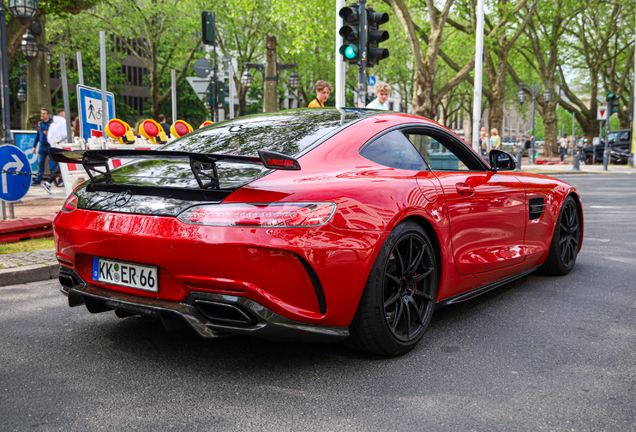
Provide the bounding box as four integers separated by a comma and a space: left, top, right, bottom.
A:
583, 129, 631, 164
51, 108, 584, 356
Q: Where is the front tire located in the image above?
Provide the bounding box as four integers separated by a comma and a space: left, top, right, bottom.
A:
540, 195, 581, 275
347, 221, 438, 356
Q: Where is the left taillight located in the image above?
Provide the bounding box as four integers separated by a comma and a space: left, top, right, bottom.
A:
178, 202, 336, 227
61, 193, 78, 213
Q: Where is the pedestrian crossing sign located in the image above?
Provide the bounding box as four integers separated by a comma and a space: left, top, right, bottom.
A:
77, 84, 116, 142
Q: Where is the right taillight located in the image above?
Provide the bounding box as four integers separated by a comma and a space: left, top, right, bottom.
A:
61, 194, 78, 213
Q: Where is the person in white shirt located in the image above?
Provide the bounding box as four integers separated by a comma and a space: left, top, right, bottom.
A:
43, 108, 68, 191
366, 82, 392, 110
48, 108, 68, 147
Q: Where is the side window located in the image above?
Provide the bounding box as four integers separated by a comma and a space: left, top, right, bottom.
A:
360, 130, 428, 171
404, 133, 471, 171
620, 132, 629, 141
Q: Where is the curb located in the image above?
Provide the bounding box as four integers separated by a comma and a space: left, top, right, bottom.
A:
0, 261, 59, 286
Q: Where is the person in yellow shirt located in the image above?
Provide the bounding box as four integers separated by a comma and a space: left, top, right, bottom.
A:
308, 80, 333, 107
490, 128, 501, 150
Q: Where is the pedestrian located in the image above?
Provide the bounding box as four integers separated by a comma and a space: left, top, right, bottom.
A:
46, 108, 69, 188
480, 129, 490, 156
559, 134, 568, 162
31, 108, 54, 193
490, 128, 501, 150
48, 109, 68, 147
72, 115, 80, 139
158, 114, 171, 138
366, 82, 391, 110
308, 80, 333, 107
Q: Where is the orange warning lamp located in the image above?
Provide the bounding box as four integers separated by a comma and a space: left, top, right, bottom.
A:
199, 120, 214, 129
170, 120, 194, 138
105, 119, 135, 144
140, 119, 168, 144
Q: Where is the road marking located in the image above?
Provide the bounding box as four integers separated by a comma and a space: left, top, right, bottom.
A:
603, 256, 636, 264
584, 238, 610, 242
589, 206, 621, 209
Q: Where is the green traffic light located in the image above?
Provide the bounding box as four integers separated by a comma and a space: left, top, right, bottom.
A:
345, 45, 357, 59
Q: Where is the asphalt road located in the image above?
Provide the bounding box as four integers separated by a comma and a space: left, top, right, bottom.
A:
1, 174, 634, 431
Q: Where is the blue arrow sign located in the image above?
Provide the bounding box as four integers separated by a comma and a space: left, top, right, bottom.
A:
77, 84, 116, 142
0, 145, 31, 202
367, 76, 376, 86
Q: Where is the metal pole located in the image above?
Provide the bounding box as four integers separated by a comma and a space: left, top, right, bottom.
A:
471, 0, 485, 153
76, 52, 84, 86
100, 32, 108, 149
530, 93, 536, 164
60, 54, 73, 146
212, 12, 218, 123
0, 3, 13, 145
171, 69, 177, 124
228, 60, 235, 119
604, 99, 610, 170
357, 0, 367, 108
632, 6, 636, 166
335, 0, 346, 108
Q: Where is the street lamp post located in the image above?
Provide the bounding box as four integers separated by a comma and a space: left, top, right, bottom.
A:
1, 0, 38, 220
241, 62, 299, 110
518, 81, 552, 164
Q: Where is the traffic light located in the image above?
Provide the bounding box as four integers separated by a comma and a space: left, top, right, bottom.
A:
366, 8, 389, 67
205, 82, 216, 110
338, 4, 362, 64
217, 81, 229, 108
202, 12, 215, 45
607, 92, 620, 114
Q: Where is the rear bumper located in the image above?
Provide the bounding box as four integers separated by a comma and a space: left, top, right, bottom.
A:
59, 266, 348, 343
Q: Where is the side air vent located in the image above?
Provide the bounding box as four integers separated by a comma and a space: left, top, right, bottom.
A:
295, 254, 327, 315
529, 197, 546, 220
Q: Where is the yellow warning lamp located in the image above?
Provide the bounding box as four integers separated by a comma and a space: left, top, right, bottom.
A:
170, 120, 194, 138
140, 119, 168, 144
199, 120, 214, 129
105, 119, 135, 144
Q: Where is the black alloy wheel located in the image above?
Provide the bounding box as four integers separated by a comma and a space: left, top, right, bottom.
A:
347, 221, 438, 356
540, 195, 581, 275
383, 233, 436, 342
557, 198, 580, 269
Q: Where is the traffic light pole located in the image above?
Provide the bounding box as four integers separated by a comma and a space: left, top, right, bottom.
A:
357, 0, 366, 108
212, 12, 218, 123
604, 101, 610, 171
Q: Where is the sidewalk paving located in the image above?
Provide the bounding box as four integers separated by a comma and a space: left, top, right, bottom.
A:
1, 160, 634, 287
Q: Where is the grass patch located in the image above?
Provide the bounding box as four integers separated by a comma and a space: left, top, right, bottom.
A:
0, 237, 55, 255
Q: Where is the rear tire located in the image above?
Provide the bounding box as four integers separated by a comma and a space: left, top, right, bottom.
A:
347, 221, 438, 356
540, 195, 581, 276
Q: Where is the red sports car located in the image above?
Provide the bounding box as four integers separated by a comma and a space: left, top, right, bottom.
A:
51, 108, 583, 356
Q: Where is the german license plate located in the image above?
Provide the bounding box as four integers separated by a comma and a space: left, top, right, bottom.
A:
92, 258, 158, 292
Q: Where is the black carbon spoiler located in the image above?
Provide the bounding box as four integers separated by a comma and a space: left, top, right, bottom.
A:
50, 148, 300, 190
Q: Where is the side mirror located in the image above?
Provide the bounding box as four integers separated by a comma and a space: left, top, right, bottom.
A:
489, 149, 516, 172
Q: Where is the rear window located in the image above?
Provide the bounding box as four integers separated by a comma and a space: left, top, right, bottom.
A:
110, 109, 369, 190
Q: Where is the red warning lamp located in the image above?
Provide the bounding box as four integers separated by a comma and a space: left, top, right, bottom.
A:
105, 119, 135, 144
140, 119, 168, 144
170, 120, 194, 138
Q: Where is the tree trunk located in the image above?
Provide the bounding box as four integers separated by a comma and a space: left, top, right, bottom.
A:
541, 100, 558, 156
26, 16, 52, 130
263, 35, 277, 113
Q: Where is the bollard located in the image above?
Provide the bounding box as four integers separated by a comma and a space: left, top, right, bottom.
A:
572, 149, 581, 171
515, 147, 523, 171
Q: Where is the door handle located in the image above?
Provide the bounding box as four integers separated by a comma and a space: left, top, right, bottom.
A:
456, 183, 475, 196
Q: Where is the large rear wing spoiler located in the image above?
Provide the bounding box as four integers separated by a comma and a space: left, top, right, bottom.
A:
50, 148, 300, 191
